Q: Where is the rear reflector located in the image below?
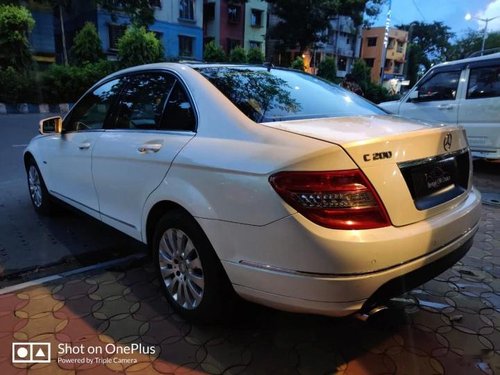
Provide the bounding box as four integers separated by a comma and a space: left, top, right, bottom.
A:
269, 170, 391, 230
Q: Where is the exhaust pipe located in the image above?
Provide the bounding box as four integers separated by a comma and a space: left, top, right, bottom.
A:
355, 305, 389, 322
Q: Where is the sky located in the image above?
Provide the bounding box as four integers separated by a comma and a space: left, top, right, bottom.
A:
373, 0, 500, 39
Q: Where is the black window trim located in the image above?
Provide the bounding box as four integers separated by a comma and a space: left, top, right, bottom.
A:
104, 68, 199, 133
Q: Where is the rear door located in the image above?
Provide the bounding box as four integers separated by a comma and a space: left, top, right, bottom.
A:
397, 67, 463, 124
92, 71, 196, 239
458, 59, 500, 158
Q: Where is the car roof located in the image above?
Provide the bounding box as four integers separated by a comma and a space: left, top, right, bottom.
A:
432, 52, 500, 71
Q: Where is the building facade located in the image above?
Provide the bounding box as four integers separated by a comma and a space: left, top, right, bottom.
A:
32, 0, 204, 64
361, 27, 408, 84
243, 0, 267, 54
314, 15, 362, 77
203, 0, 246, 54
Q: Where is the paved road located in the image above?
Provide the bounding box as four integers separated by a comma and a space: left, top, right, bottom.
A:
0, 113, 498, 285
0, 114, 145, 284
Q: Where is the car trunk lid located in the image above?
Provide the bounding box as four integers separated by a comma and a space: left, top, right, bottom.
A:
262, 115, 471, 227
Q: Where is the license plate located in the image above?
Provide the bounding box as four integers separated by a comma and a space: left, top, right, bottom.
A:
409, 157, 458, 198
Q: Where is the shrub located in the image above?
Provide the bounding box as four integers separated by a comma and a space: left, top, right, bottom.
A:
42, 60, 118, 103
247, 47, 264, 64
70, 22, 104, 65
0, 67, 32, 103
203, 40, 225, 62
117, 25, 164, 67
229, 46, 247, 63
291, 56, 304, 71
317, 57, 337, 82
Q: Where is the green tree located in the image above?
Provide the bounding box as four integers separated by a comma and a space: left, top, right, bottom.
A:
97, 0, 155, 27
268, 0, 386, 52
247, 47, 264, 64
203, 40, 226, 62
70, 22, 103, 65
350, 59, 371, 93
317, 57, 337, 82
229, 46, 247, 63
117, 25, 164, 67
0, 4, 34, 71
397, 21, 454, 69
290, 56, 304, 71
447, 30, 500, 60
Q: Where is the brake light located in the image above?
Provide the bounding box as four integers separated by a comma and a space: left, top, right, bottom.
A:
269, 170, 391, 230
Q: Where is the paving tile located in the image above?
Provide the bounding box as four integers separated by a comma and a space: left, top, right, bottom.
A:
13, 312, 68, 340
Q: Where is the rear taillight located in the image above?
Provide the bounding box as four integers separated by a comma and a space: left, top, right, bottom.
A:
269, 170, 391, 230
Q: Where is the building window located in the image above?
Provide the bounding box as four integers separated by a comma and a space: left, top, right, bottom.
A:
227, 5, 241, 23
364, 58, 374, 67
179, 0, 195, 21
149, 0, 162, 8
394, 62, 402, 74
179, 35, 194, 57
387, 38, 395, 49
397, 41, 404, 53
250, 9, 263, 27
204, 2, 215, 21
367, 37, 377, 47
108, 24, 127, 51
346, 36, 350, 44
249, 40, 261, 50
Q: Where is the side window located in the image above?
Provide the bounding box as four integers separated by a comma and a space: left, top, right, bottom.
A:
64, 79, 122, 132
467, 65, 500, 99
114, 73, 175, 130
162, 81, 196, 131
416, 71, 461, 102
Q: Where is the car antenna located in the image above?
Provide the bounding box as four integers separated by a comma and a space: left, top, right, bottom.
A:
263, 62, 274, 72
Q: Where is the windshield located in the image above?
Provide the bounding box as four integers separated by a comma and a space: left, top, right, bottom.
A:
197, 66, 386, 123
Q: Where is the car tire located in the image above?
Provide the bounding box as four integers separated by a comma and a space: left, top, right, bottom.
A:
153, 209, 235, 322
26, 158, 55, 215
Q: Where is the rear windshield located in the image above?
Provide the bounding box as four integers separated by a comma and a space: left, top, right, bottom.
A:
196, 66, 386, 123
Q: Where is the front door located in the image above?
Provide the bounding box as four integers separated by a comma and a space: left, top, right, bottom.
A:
398, 69, 463, 125
92, 72, 196, 239
43, 78, 123, 218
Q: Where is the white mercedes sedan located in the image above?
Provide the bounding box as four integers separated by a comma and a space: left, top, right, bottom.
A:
24, 63, 481, 321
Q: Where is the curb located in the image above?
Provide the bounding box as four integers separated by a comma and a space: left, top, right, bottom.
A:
0, 103, 73, 114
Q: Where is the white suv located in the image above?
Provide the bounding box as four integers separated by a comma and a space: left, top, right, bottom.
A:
380, 53, 500, 159
25, 64, 481, 321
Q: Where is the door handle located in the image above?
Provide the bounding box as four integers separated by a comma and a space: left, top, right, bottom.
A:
437, 104, 454, 110
78, 142, 91, 150
138, 143, 163, 153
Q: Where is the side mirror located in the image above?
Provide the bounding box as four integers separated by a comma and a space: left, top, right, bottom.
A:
408, 90, 419, 102
39, 116, 62, 135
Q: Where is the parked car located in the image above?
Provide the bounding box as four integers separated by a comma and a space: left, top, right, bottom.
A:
25, 63, 481, 321
380, 53, 500, 160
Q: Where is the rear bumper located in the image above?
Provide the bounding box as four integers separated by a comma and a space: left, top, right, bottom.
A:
225, 223, 477, 317
203, 188, 482, 317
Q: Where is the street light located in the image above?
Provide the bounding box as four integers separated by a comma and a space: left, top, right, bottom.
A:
465, 12, 500, 56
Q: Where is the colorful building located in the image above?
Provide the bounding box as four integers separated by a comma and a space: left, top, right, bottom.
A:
361, 27, 408, 84
203, 0, 246, 54
34, 1, 203, 64
243, 0, 267, 54
23, 0, 56, 66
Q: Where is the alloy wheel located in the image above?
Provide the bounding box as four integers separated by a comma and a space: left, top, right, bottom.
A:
158, 228, 205, 310
28, 165, 42, 208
